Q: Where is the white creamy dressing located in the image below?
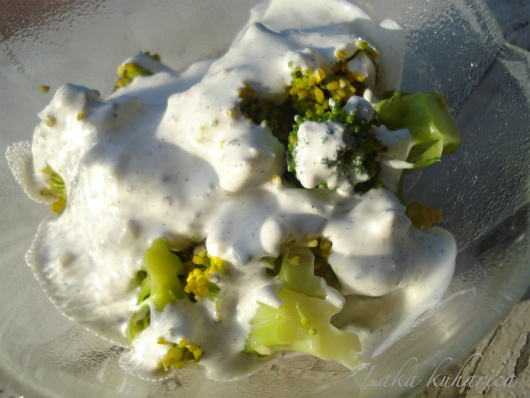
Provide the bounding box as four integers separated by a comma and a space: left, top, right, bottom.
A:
294, 120, 371, 192
7, 0, 457, 381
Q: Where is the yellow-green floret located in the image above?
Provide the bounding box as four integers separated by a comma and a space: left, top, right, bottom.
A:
41, 164, 67, 214
114, 52, 161, 91
183, 243, 228, 300
288, 42, 379, 120
239, 51, 376, 148
157, 337, 203, 370
406, 200, 443, 229
239, 49, 379, 188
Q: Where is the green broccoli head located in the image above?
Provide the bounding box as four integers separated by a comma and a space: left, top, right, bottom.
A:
157, 337, 203, 370
114, 51, 161, 91
286, 98, 383, 193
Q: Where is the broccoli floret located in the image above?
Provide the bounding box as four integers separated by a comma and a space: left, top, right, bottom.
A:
239, 48, 376, 145
287, 90, 461, 194
127, 238, 228, 342
238, 45, 380, 190
114, 63, 152, 91
286, 97, 384, 193
126, 238, 185, 341
356, 40, 380, 61
183, 243, 228, 300
406, 200, 443, 229
374, 91, 461, 168
277, 245, 325, 297
40, 164, 67, 214
157, 337, 203, 370
245, 245, 362, 370
114, 51, 161, 91
288, 41, 379, 118
289, 66, 357, 118
288, 61, 370, 120
238, 82, 296, 145
311, 238, 340, 288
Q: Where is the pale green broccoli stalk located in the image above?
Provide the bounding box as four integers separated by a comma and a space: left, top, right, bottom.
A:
245, 288, 362, 369
127, 238, 185, 342
239, 50, 379, 190
278, 245, 325, 298
41, 164, 67, 214
245, 246, 362, 370
141, 238, 186, 311
356, 40, 380, 61
374, 91, 461, 168
289, 65, 358, 119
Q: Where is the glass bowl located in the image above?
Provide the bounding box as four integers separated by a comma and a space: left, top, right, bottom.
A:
1, 0, 529, 397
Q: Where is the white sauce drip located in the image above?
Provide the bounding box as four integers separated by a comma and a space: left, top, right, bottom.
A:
7, 0, 456, 382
